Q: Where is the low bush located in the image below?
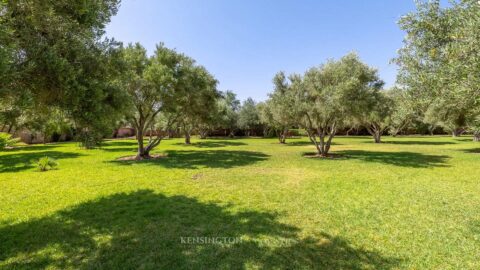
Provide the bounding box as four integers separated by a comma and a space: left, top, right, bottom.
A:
0, 132, 19, 150
37, 156, 58, 172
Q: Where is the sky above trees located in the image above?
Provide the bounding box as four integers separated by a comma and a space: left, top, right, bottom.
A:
105, 0, 449, 101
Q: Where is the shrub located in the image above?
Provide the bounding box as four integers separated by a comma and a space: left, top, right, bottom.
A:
76, 130, 103, 149
37, 156, 58, 172
288, 129, 306, 137
0, 132, 19, 150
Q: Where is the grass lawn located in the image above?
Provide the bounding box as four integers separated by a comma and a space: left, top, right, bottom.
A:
1, 136, 479, 269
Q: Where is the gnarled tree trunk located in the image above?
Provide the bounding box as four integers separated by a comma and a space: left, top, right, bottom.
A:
199, 129, 208, 139
278, 128, 288, 144
133, 111, 172, 160
136, 128, 148, 159
185, 130, 191, 144
473, 131, 480, 142
305, 125, 336, 157
373, 131, 381, 143
366, 124, 382, 143
452, 128, 464, 137
263, 127, 269, 138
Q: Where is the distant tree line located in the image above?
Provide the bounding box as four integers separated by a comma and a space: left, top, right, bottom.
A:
1, 0, 479, 158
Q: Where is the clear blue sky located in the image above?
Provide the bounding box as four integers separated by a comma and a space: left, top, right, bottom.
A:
106, 0, 418, 102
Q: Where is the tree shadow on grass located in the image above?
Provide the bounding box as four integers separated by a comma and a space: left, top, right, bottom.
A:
381, 140, 456, 145
98, 140, 138, 153
4, 144, 60, 152
0, 190, 401, 269
0, 151, 83, 173
459, 148, 480, 154
111, 150, 270, 169
453, 138, 475, 142
337, 150, 449, 168
173, 141, 247, 148
470, 220, 480, 239
286, 141, 341, 146
102, 140, 138, 147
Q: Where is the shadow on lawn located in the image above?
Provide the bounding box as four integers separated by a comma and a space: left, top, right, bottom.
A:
5, 144, 60, 152
173, 140, 247, 148
381, 140, 456, 145
337, 150, 449, 168
0, 190, 400, 269
460, 148, 480, 154
100, 140, 248, 152
0, 151, 83, 173
112, 150, 269, 169
286, 141, 341, 146
98, 140, 138, 153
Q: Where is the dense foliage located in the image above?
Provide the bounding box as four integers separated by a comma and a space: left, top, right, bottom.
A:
0, 0, 126, 135
1, 0, 480, 154
395, 0, 480, 140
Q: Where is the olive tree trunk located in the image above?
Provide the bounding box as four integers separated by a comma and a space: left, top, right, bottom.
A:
452, 128, 464, 137
366, 124, 383, 143
305, 126, 336, 157
133, 110, 171, 160
184, 130, 191, 144
199, 129, 208, 139
278, 128, 288, 144
474, 131, 480, 142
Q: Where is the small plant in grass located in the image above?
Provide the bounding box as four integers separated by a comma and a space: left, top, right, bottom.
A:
0, 132, 19, 150
37, 157, 58, 172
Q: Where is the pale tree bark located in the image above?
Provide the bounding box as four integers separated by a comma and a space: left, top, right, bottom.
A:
184, 130, 191, 144
262, 127, 270, 138
366, 123, 383, 143
132, 109, 174, 160
390, 119, 410, 138
345, 127, 355, 136
181, 122, 194, 144
473, 131, 480, 142
277, 128, 288, 144
452, 128, 465, 137
199, 129, 208, 139
428, 125, 436, 136
304, 115, 337, 157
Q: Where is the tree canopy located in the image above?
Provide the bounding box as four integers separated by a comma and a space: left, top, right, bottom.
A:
294, 53, 383, 156
0, 0, 126, 136
395, 0, 480, 139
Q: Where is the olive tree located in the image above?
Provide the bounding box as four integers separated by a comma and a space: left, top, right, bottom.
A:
361, 90, 392, 143
395, 0, 480, 139
121, 43, 187, 159
238, 98, 260, 136
1, 0, 126, 135
217, 91, 240, 137
294, 53, 383, 157
387, 88, 417, 137
175, 63, 219, 144
262, 72, 298, 143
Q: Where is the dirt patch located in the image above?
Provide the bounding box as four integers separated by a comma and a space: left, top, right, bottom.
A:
116, 154, 167, 161
302, 152, 346, 159
191, 173, 204, 180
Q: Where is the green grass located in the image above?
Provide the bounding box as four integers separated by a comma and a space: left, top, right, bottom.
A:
1, 136, 479, 269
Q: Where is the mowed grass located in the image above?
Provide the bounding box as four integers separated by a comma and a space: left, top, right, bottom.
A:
1, 136, 479, 269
